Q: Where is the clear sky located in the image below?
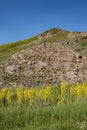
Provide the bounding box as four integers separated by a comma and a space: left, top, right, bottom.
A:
0, 0, 87, 45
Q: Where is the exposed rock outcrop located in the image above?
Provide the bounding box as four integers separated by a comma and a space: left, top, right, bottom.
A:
1, 42, 87, 86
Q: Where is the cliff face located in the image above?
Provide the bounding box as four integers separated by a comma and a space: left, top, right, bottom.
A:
0, 28, 87, 87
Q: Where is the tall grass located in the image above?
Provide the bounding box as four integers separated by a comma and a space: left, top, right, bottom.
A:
0, 83, 87, 130
0, 101, 87, 130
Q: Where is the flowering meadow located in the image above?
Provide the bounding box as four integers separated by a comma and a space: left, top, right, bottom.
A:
0, 82, 87, 107
1, 82, 87, 130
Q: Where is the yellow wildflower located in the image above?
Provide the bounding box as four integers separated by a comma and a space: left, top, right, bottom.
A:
6, 90, 13, 104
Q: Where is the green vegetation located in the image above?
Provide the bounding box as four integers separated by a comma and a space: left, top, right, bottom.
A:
40, 31, 69, 43
0, 37, 36, 64
70, 39, 87, 56
0, 83, 87, 129
0, 101, 87, 130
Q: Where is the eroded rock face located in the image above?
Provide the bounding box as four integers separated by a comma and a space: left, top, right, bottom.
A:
1, 42, 87, 86
5, 65, 19, 74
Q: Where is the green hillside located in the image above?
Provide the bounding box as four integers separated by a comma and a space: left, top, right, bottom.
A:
70, 38, 87, 56
0, 37, 37, 64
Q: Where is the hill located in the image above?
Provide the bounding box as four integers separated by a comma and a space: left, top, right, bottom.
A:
0, 28, 87, 87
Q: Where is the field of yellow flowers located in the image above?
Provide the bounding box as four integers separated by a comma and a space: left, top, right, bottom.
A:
1, 82, 87, 130
0, 82, 87, 107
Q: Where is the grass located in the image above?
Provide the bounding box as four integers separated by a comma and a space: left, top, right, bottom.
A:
0, 101, 87, 130
40, 31, 69, 44
70, 39, 87, 56
1, 83, 87, 130
0, 37, 36, 64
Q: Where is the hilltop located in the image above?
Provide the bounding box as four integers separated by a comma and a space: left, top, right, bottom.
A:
0, 28, 87, 87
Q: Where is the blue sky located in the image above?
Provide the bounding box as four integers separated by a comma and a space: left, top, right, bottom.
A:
0, 0, 87, 44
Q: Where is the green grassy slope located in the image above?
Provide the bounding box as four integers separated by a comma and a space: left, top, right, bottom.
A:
40, 30, 69, 43
0, 37, 36, 64
70, 38, 87, 56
